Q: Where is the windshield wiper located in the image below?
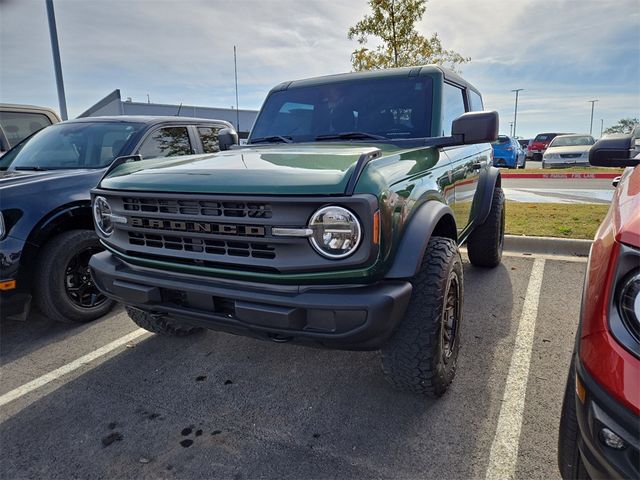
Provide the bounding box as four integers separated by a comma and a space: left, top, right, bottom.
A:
250, 135, 293, 144
14, 166, 49, 171
315, 132, 388, 141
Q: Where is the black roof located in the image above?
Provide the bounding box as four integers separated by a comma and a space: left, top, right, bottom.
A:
271, 65, 482, 96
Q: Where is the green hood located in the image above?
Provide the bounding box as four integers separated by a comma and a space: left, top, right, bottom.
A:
100, 144, 388, 195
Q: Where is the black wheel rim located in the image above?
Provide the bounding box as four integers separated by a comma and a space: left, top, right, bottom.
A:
442, 270, 461, 361
64, 247, 107, 309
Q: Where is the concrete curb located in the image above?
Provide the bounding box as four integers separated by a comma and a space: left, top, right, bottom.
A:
501, 172, 619, 179
503, 235, 592, 257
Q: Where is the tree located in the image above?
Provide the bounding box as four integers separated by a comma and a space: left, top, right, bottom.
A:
603, 118, 639, 135
348, 0, 469, 72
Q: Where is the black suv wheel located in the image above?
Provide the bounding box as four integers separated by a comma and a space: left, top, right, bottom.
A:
467, 187, 505, 268
381, 236, 463, 397
35, 230, 115, 323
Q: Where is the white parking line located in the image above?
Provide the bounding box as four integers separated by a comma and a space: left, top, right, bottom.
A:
485, 258, 546, 480
501, 251, 588, 263
0, 328, 149, 408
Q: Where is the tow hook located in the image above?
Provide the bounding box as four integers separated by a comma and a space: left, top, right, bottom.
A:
268, 333, 293, 343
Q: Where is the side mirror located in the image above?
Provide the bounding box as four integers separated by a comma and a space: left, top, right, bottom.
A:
103, 154, 142, 178
451, 111, 499, 145
589, 131, 639, 167
218, 128, 239, 151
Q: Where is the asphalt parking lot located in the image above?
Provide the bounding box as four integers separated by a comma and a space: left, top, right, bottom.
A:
0, 251, 587, 479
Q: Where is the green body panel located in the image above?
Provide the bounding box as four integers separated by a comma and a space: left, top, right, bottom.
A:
96, 65, 492, 284
101, 145, 380, 195
99, 142, 475, 284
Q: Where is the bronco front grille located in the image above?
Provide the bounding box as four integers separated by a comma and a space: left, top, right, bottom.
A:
128, 232, 276, 259
122, 197, 272, 218
97, 191, 376, 274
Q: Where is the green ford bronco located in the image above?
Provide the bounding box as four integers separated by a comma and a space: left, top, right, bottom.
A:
90, 65, 503, 397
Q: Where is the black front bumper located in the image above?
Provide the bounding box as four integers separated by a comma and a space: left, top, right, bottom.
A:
89, 251, 413, 350
574, 360, 639, 479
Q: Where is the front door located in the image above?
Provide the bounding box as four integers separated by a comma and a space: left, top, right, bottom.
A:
444, 145, 482, 233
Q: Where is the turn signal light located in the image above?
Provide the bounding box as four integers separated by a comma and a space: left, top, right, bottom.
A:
0, 280, 16, 291
373, 211, 380, 245
575, 373, 586, 404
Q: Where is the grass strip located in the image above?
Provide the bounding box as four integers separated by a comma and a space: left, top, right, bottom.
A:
505, 202, 609, 239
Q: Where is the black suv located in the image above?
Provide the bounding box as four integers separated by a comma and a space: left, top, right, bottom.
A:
0, 116, 236, 322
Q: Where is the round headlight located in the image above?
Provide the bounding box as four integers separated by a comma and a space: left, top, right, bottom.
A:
93, 196, 114, 236
308, 206, 362, 259
619, 271, 640, 342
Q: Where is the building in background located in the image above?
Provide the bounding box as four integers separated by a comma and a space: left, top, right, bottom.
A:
78, 90, 258, 139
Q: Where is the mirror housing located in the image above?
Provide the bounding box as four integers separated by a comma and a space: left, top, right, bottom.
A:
218, 128, 239, 151
426, 111, 499, 148
101, 154, 142, 179
452, 111, 499, 145
589, 129, 640, 167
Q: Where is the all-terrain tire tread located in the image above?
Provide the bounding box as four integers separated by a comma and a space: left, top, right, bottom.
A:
381, 237, 462, 397
467, 187, 505, 268
126, 306, 202, 337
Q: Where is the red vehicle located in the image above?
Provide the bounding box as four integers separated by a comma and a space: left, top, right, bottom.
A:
527, 132, 569, 161
558, 128, 640, 479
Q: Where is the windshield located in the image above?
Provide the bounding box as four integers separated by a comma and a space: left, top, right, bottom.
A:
249, 76, 433, 143
492, 136, 510, 145
549, 135, 595, 147
0, 121, 144, 170
534, 134, 556, 142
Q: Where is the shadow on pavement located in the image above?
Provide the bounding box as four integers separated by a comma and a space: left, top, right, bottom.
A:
0, 307, 121, 367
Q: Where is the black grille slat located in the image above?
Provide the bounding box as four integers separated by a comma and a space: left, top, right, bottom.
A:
123, 197, 272, 218
128, 232, 276, 259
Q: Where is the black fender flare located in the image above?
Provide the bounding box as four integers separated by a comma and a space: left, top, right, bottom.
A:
385, 201, 457, 279
471, 166, 501, 226
28, 201, 93, 247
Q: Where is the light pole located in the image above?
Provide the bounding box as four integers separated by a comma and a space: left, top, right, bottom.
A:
511, 89, 524, 138
45, 0, 68, 120
233, 46, 240, 132
588, 100, 598, 135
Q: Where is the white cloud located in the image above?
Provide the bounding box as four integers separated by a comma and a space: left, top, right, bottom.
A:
1, 0, 638, 137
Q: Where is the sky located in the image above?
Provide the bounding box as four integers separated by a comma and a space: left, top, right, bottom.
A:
1, 0, 638, 139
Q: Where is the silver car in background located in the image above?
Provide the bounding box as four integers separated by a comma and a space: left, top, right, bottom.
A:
542, 134, 595, 168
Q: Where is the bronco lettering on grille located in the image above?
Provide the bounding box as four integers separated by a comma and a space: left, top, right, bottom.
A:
129, 217, 265, 237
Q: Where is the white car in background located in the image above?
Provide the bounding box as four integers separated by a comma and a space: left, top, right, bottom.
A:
542, 134, 595, 168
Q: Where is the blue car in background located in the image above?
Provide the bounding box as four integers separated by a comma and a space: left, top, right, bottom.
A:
492, 135, 526, 169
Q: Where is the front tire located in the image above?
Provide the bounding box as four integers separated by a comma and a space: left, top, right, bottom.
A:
558, 360, 588, 479
381, 237, 463, 397
126, 306, 202, 337
467, 187, 505, 268
35, 230, 115, 323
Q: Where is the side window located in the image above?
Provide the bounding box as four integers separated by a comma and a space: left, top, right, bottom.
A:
441, 83, 466, 136
137, 127, 192, 159
198, 126, 222, 153
468, 90, 484, 112
0, 111, 53, 147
